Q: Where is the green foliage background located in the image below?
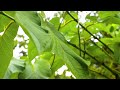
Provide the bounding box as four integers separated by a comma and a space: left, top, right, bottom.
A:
0, 11, 120, 79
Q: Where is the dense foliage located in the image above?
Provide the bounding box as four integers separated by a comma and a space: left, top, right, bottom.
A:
0, 11, 120, 79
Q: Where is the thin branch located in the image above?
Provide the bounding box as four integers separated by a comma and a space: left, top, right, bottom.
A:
66, 11, 114, 54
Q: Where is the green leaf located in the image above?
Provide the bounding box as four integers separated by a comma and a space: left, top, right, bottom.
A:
103, 16, 120, 25
60, 21, 77, 40
0, 22, 18, 78
64, 12, 78, 22
50, 55, 64, 73
2, 11, 16, 20
3, 57, 25, 79
0, 14, 11, 32
98, 11, 119, 19
5, 11, 89, 78
110, 26, 114, 32
48, 22, 89, 78
28, 39, 38, 61
50, 17, 60, 30
40, 52, 53, 61
86, 14, 98, 22
18, 59, 52, 79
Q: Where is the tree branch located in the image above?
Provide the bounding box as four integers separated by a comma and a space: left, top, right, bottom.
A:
66, 11, 114, 54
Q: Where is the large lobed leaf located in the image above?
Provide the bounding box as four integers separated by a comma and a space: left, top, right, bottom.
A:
4, 11, 89, 78
0, 22, 18, 78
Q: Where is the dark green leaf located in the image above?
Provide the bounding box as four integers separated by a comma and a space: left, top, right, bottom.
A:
110, 26, 114, 32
